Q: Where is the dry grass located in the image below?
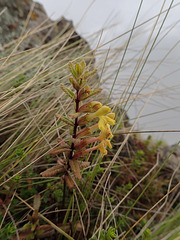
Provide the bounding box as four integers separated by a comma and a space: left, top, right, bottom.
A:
0, 1, 180, 239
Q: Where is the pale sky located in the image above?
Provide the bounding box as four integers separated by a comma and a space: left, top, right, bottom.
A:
36, 0, 180, 144
36, 0, 179, 39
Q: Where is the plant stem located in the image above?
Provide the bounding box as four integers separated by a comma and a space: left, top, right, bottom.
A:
61, 89, 80, 236
64, 90, 80, 237
69, 90, 80, 164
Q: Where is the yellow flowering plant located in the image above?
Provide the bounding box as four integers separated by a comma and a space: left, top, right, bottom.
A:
41, 61, 115, 190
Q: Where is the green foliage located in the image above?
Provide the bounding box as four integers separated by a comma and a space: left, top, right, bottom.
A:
90, 227, 117, 240
12, 173, 22, 184
0, 222, 16, 240
42, 182, 64, 204
141, 228, 152, 240
0, 211, 16, 240
116, 182, 133, 195
52, 188, 63, 203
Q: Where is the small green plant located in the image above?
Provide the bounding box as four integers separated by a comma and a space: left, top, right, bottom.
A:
141, 228, 152, 240
90, 226, 117, 240
0, 211, 16, 240
22, 193, 43, 240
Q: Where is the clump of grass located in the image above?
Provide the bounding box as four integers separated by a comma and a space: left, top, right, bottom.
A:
0, 16, 100, 239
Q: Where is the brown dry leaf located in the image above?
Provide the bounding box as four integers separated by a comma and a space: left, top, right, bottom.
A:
49, 147, 71, 155
40, 165, 66, 177
64, 173, 75, 190
69, 160, 82, 180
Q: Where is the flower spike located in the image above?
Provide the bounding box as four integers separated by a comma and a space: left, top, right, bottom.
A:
41, 60, 116, 190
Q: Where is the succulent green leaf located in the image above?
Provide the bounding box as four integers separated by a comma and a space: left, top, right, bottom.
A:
69, 77, 81, 90
84, 69, 98, 80
75, 63, 82, 77
80, 60, 86, 72
60, 84, 75, 99
68, 61, 77, 79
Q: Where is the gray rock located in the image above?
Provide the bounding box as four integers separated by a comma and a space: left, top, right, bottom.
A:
159, 145, 180, 181
0, 0, 88, 51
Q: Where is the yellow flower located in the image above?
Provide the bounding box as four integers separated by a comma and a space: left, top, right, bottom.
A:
86, 106, 111, 121
78, 106, 115, 129
98, 113, 115, 134
97, 139, 112, 157
86, 106, 115, 132
77, 105, 115, 157
98, 142, 107, 156
98, 124, 113, 140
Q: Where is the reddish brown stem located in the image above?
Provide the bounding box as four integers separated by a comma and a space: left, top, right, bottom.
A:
68, 90, 80, 164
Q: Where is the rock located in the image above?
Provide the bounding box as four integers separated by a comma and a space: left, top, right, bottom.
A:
0, 0, 89, 51
0, 0, 96, 147
159, 145, 180, 181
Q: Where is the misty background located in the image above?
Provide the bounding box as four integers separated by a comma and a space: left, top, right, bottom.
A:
36, 0, 180, 145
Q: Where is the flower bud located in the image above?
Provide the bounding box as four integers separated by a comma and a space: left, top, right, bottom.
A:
78, 101, 102, 113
